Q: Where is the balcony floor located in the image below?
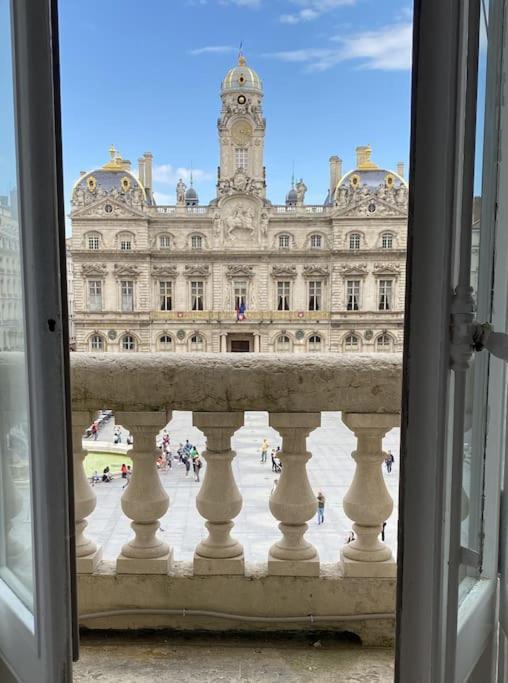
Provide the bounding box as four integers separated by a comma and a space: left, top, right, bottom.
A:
74, 632, 394, 682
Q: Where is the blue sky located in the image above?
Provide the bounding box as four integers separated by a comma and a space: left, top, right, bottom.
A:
58, 0, 412, 221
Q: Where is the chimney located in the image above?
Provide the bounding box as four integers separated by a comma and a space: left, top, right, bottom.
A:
329, 155, 342, 198
143, 152, 153, 191
138, 157, 146, 187
397, 161, 404, 178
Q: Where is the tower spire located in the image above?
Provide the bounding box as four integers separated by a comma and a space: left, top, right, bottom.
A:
238, 41, 245, 65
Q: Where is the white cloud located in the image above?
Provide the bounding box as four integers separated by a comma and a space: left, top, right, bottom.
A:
280, 0, 355, 24
267, 22, 412, 71
189, 45, 237, 56
152, 191, 173, 205
153, 164, 214, 185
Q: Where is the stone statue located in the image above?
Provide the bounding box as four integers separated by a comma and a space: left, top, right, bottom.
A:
176, 178, 186, 205
223, 206, 255, 239
213, 211, 221, 236
295, 178, 307, 205
260, 211, 269, 236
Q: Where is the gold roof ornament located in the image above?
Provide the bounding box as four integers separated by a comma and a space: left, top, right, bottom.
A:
101, 144, 131, 171
356, 145, 379, 170
238, 54, 246, 66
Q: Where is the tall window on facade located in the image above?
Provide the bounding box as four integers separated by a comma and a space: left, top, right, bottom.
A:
121, 334, 135, 351
88, 280, 102, 312
190, 334, 204, 351
234, 280, 247, 310
235, 148, 248, 170
310, 234, 322, 248
378, 279, 393, 310
159, 281, 172, 311
87, 234, 100, 250
277, 281, 290, 311
349, 233, 361, 249
120, 239, 132, 251
191, 281, 204, 311
308, 334, 321, 351
121, 280, 134, 312
276, 334, 291, 352
381, 232, 394, 249
308, 281, 322, 311
346, 280, 360, 310
344, 334, 359, 351
90, 334, 104, 351
159, 334, 173, 350
191, 235, 203, 250
159, 235, 171, 249
278, 234, 290, 249
376, 333, 392, 350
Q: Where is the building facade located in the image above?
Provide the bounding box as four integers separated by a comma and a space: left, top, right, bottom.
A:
0, 194, 23, 352
69, 56, 408, 353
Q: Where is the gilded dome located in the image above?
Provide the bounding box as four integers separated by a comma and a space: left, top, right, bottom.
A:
221, 55, 262, 94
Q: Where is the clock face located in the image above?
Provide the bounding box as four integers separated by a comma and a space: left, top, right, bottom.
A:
231, 120, 252, 146
237, 95, 246, 105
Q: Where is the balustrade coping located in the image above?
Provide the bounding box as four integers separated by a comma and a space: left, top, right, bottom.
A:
70, 352, 402, 413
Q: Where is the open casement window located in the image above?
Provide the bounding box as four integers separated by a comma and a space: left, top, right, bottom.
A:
397, 0, 508, 680
0, 0, 75, 680
277, 281, 290, 311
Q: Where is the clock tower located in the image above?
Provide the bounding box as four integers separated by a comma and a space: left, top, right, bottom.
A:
217, 54, 266, 198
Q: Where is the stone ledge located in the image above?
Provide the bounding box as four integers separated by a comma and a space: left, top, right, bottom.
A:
70, 352, 402, 414
77, 561, 396, 647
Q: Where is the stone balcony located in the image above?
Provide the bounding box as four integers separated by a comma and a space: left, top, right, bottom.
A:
71, 352, 401, 647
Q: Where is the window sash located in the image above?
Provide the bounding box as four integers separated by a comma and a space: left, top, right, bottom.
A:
311, 234, 322, 248
159, 236, 170, 248
349, 234, 360, 249
121, 280, 134, 312
235, 148, 248, 170
279, 235, 290, 248
191, 235, 202, 250
191, 281, 204, 311
234, 280, 247, 309
346, 280, 360, 310
88, 236, 99, 250
378, 279, 393, 310
120, 240, 131, 251
382, 233, 393, 249
277, 281, 290, 311
308, 281, 322, 311
159, 281, 172, 311
88, 280, 102, 311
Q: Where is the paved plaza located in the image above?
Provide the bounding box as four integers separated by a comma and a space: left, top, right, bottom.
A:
87, 411, 400, 565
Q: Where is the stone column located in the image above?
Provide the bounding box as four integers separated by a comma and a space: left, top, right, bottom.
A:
220, 334, 227, 353
72, 410, 102, 572
268, 413, 320, 576
193, 412, 244, 574
340, 413, 399, 577
253, 333, 260, 352
116, 411, 171, 574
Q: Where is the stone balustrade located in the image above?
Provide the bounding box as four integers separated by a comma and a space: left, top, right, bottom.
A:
69, 352, 401, 642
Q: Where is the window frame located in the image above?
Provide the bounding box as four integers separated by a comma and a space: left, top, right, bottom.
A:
308, 334, 322, 351
190, 280, 204, 311
90, 334, 105, 351
278, 234, 290, 249
276, 280, 291, 311
276, 334, 291, 352
381, 232, 394, 249
235, 147, 248, 171
349, 232, 361, 250
308, 280, 322, 311
346, 279, 361, 311
310, 233, 322, 249
87, 279, 103, 312
344, 333, 360, 352
120, 279, 134, 312
159, 280, 173, 312
378, 279, 393, 311
189, 333, 205, 351
120, 334, 136, 351
191, 234, 203, 251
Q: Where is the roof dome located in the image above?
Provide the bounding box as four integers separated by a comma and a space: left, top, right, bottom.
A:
333, 145, 407, 200
185, 186, 198, 200
286, 187, 297, 204
221, 54, 262, 94
72, 146, 146, 203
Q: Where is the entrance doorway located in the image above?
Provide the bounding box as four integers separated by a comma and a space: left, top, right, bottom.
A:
227, 333, 254, 352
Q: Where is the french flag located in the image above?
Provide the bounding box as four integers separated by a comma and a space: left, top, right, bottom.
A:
236, 301, 246, 321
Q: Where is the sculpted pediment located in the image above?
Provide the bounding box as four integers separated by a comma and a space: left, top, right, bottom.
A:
184, 264, 210, 278
335, 196, 407, 218
338, 263, 368, 276
225, 264, 255, 279
71, 196, 145, 219
113, 264, 141, 278
302, 265, 330, 279
81, 263, 107, 277
271, 265, 297, 279
151, 264, 178, 278
373, 262, 401, 275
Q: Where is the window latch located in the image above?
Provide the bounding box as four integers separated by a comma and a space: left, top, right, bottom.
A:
472, 321, 508, 361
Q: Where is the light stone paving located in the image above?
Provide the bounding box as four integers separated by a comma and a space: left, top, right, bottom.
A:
87, 411, 400, 565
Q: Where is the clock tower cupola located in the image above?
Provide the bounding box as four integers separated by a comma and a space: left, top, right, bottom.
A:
217, 53, 266, 198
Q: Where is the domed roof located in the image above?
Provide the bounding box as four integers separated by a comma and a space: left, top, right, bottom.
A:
185, 186, 198, 200
221, 54, 262, 94
333, 146, 407, 198
286, 187, 297, 203
72, 146, 146, 202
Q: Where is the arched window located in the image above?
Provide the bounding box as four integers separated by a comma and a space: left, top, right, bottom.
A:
349, 233, 361, 250
376, 333, 393, 351
190, 334, 204, 351
159, 235, 171, 249
159, 334, 173, 351
121, 335, 136, 351
90, 334, 105, 351
191, 234, 203, 250
310, 234, 322, 248
344, 334, 359, 352
308, 334, 322, 351
279, 234, 290, 249
87, 232, 100, 250
381, 232, 394, 249
276, 334, 291, 352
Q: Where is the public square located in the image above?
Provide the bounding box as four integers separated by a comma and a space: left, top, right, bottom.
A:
87, 411, 400, 565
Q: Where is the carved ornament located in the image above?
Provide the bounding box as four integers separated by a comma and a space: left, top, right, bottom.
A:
151, 264, 178, 278
113, 264, 140, 279
184, 264, 210, 278
225, 264, 255, 279
302, 265, 329, 279
81, 263, 107, 277
271, 265, 297, 279
373, 263, 401, 275
338, 263, 368, 277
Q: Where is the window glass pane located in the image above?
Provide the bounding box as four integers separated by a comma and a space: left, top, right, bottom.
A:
0, 0, 34, 611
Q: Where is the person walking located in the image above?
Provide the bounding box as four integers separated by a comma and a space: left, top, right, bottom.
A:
122, 465, 132, 489
317, 492, 325, 524
193, 456, 203, 482
183, 455, 191, 477
121, 463, 128, 479
260, 438, 269, 463
91, 422, 98, 441
385, 451, 395, 473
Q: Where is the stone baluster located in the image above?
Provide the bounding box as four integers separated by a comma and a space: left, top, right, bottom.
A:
268, 413, 321, 576
193, 412, 244, 574
116, 411, 171, 574
340, 413, 399, 577
72, 410, 102, 572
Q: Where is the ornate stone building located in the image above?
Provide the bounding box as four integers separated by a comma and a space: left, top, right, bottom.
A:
69, 55, 408, 353
0, 195, 23, 352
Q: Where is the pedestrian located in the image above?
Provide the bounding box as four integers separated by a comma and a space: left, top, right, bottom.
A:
122, 465, 132, 489
102, 466, 112, 483
385, 450, 395, 473
177, 443, 184, 463
317, 491, 325, 524
91, 470, 100, 486
184, 439, 192, 455
271, 449, 277, 471
120, 463, 128, 479
183, 455, 191, 477
260, 438, 269, 463
165, 445, 172, 469
91, 422, 98, 441
381, 521, 387, 542
271, 479, 278, 495
193, 456, 203, 482
113, 426, 122, 444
